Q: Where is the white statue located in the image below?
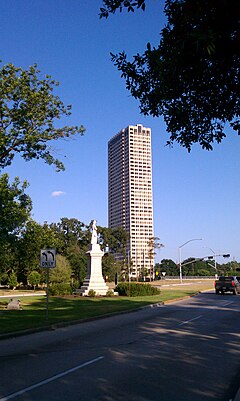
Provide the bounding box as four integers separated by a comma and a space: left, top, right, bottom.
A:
91, 219, 98, 245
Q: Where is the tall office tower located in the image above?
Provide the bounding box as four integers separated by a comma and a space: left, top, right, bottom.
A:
108, 124, 154, 279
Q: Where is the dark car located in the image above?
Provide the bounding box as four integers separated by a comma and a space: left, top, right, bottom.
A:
215, 276, 240, 295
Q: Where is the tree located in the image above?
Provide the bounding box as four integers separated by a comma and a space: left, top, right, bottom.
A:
100, 0, 240, 150
66, 247, 87, 287
109, 226, 128, 255
49, 254, 72, 284
0, 63, 85, 171
0, 174, 32, 282
156, 259, 178, 277
27, 270, 41, 290
0, 174, 32, 243
17, 220, 61, 283
99, 0, 146, 17
50, 218, 88, 254
102, 252, 121, 282
148, 237, 164, 280
7, 272, 18, 289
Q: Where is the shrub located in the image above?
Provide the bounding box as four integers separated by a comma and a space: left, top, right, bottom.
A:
115, 282, 160, 297
88, 289, 96, 297
48, 283, 72, 296
106, 289, 114, 297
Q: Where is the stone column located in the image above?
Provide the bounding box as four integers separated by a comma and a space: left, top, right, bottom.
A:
77, 242, 109, 296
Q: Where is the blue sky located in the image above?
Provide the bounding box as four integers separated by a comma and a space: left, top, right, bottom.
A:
1, 0, 239, 264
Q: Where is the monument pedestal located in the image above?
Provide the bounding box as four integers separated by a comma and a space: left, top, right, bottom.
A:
77, 243, 109, 296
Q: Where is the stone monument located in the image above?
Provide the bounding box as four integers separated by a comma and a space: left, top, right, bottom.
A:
7, 299, 21, 310
78, 220, 109, 296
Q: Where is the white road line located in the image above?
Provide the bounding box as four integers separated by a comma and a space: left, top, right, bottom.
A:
0, 356, 104, 401
222, 301, 233, 307
178, 315, 203, 326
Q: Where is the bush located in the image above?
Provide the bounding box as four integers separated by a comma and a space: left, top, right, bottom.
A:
48, 283, 72, 296
106, 289, 114, 297
88, 289, 96, 297
115, 282, 160, 297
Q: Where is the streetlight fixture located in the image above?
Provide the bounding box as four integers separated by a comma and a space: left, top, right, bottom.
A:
178, 238, 203, 283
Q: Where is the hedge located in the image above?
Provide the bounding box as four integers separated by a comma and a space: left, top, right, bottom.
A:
48, 283, 72, 296
115, 282, 160, 297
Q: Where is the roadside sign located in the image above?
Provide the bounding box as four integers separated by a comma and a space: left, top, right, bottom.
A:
40, 249, 56, 268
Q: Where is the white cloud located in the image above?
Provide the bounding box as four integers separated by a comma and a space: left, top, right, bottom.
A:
51, 191, 66, 197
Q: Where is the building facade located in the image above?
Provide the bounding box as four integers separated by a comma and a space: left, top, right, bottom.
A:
108, 124, 154, 279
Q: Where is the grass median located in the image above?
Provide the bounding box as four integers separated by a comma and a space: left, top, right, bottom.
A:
0, 280, 214, 336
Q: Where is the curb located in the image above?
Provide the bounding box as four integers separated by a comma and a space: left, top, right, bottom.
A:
0, 305, 149, 341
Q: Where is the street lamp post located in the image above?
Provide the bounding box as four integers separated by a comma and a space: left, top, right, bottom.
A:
178, 238, 203, 283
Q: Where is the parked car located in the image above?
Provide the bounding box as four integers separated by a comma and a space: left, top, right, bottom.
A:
215, 276, 240, 295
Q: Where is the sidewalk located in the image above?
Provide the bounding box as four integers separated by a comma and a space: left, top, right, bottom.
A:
0, 292, 45, 298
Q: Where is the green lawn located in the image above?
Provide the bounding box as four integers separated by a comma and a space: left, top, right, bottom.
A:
0, 280, 214, 336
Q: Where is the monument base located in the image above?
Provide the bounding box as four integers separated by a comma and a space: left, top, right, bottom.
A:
77, 243, 109, 296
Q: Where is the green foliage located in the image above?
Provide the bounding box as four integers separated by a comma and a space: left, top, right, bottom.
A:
7, 272, 18, 289
0, 214, 128, 286
88, 289, 96, 297
182, 258, 214, 276
109, 226, 128, 254
196, 269, 212, 277
138, 268, 149, 281
48, 283, 72, 296
106, 289, 114, 297
17, 220, 61, 282
49, 255, 72, 284
100, 0, 145, 18
115, 282, 160, 296
101, 0, 240, 150
156, 259, 179, 277
0, 174, 32, 242
0, 62, 85, 171
49, 218, 89, 286
148, 237, 164, 260
0, 271, 8, 285
102, 253, 122, 282
27, 270, 41, 289
66, 249, 87, 287
50, 218, 88, 252
0, 174, 32, 282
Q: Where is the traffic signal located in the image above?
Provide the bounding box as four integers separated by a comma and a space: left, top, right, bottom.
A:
223, 254, 230, 258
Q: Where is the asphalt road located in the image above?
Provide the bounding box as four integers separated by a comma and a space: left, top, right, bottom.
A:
1, 292, 240, 401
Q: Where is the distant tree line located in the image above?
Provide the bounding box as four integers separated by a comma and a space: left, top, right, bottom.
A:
155, 258, 240, 279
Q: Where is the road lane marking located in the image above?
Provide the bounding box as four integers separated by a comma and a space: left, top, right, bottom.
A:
178, 315, 203, 326
222, 301, 233, 307
0, 356, 104, 401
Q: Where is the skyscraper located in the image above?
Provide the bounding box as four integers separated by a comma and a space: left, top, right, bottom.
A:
108, 124, 154, 279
